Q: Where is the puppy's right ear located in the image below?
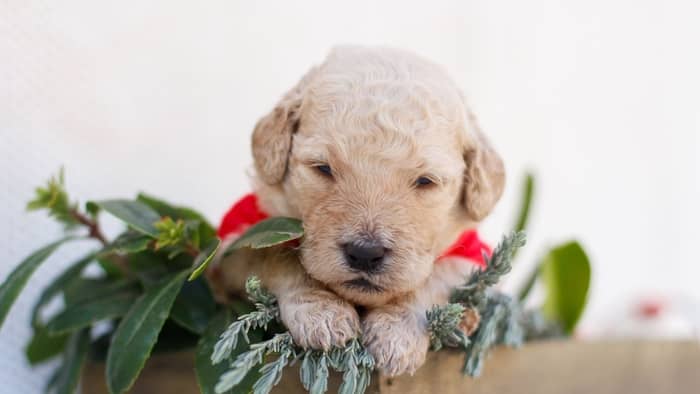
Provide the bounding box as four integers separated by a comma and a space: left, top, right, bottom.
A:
460, 109, 506, 222
252, 67, 317, 185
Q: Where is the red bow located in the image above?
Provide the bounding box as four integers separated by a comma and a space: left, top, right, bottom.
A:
218, 193, 490, 268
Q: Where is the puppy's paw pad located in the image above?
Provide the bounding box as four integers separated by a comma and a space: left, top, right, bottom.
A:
281, 292, 360, 350
362, 311, 429, 376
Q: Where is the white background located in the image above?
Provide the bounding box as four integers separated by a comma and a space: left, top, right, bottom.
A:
1, 1, 699, 392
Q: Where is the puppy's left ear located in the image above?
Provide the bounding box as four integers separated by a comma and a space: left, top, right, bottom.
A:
461, 117, 506, 221
252, 67, 317, 185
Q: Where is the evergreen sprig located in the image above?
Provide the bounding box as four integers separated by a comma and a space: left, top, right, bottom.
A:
211, 277, 279, 364
211, 278, 375, 394
212, 231, 535, 392
462, 292, 524, 376
427, 231, 528, 376
426, 303, 469, 351
450, 231, 527, 309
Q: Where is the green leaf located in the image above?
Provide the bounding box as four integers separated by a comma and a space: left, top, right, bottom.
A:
92, 199, 161, 237
85, 201, 100, 218
509, 173, 534, 265
189, 239, 221, 281
150, 320, 200, 354
31, 252, 96, 328
126, 251, 192, 287
127, 252, 171, 287
106, 269, 189, 394
0, 238, 72, 328
47, 290, 139, 335
102, 231, 152, 255
517, 266, 539, 302
196, 310, 232, 394
97, 257, 124, 278
513, 173, 534, 233
137, 193, 217, 245
46, 329, 90, 394
540, 241, 591, 334
25, 325, 69, 365
170, 277, 217, 334
137, 193, 215, 230
223, 217, 303, 255
63, 277, 141, 306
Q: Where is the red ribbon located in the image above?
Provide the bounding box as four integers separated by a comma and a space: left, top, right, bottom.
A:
218, 193, 490, 268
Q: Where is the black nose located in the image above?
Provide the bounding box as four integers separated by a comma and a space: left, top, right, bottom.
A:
343, 240, 387, 272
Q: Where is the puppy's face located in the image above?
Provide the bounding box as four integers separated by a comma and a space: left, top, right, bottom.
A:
286, 120, 465, 305
251, 48, 505, 306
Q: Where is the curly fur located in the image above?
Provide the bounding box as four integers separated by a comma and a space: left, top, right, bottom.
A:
208, 46, 505, 376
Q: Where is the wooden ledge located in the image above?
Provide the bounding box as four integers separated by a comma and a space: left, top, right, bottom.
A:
81, 340, 700, 394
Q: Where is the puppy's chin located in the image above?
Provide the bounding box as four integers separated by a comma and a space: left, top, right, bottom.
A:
328, 281, 401, 307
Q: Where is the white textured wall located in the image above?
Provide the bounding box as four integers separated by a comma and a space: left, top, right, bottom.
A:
1, 1, 698, 391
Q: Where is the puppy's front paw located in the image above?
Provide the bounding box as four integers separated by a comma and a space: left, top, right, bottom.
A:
362, 306, 429, 376
279, 289, 360, 350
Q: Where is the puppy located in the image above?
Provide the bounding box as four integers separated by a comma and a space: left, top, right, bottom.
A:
209, 46, 505, 376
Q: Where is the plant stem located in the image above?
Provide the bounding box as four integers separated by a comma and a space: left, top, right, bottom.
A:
70, 209, 108, 245
184, 243, 200, 257
70, 208, 131, 276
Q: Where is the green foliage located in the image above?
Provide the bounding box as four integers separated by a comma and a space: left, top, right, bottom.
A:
428, 233, 528, 377
102, 232, 152, 255
106, 270, 189, 394
426, 303, 469, 351
450, 231, 526, 309
251, 335, 294, 394
331, 340, 374, 394
211, 277, 375, 394
26, 168, 79, 229
170, 277, 218, 335
223, 217, 304, 255
46, 329, 90, 394
211, 277, 279, 365
513, 173, 534, 234
6, 171, 237, 394
63, 277, 140, 305
461, 294, 521, 376
196, 309, 262, 394
92, 199, 161, 237
31, 252, 97, 328
516, 266, 539, 302
153, 216, 187, 249
46, 289, 138, 335
138, 193, 217, 242
540, 241, 591, 334
25, 325, 69, 365
189, 239, 221, 281
137, 193, 215, 230
0, 238, 73, 328
216, 333, 294, 394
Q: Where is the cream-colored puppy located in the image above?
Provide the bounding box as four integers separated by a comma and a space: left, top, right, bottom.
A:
209, 46, 505, 376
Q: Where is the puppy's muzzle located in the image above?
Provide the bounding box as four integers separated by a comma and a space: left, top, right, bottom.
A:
342, 238, 388, 273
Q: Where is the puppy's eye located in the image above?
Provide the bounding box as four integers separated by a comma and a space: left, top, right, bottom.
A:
415, 176, 435, 187
314, 164, 333, 178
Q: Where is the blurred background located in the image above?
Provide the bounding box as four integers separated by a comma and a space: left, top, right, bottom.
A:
1, 1, 699, 392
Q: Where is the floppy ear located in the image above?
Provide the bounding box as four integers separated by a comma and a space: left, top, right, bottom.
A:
462, 120, 506, 221
251, 67, 317, 185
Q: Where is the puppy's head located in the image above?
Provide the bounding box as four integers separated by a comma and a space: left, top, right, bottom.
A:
251, 47, 504, 306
